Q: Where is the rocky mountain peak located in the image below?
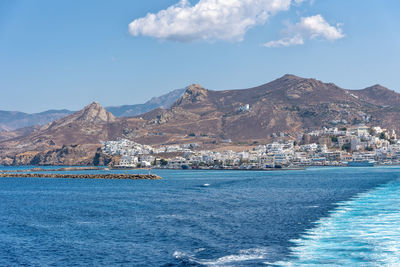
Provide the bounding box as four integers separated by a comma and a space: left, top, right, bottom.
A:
280, 74, 302, 81
174, 84, 208, 105
279, 76, 325, 99
277, 74, 323, 85
186, 84, 207, 94
89, 101, 101, 107
272, 74, 316, 89
77, 101, 115, 123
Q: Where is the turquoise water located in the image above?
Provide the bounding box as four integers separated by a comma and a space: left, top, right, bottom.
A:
279, 170, 400, 266
0, 167, 399, 266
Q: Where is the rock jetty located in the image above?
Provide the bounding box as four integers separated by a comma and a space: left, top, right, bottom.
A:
0, 167, 102, 173
0, 173, 161, 180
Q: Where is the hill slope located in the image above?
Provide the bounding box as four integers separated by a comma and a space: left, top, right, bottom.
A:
0, 109, 74, 131
1, 74, 400, 165
0, 102, 120, 153
0, 88, 184, 133
131, 75, 400, 145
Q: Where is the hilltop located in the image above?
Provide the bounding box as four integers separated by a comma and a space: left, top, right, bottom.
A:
0, 102, 122, 165
1, 74, 400, 165
131, 74, 400, 144
0, 88, 185, 132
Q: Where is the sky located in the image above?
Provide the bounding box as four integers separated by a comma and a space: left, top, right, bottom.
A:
0, 0, 399, 113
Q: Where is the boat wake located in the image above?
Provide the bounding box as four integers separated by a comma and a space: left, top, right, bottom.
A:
173, 247, 272, 266
275, 179, 400, 266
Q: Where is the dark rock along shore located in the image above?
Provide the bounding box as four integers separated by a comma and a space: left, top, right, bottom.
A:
0, 173, 161, 180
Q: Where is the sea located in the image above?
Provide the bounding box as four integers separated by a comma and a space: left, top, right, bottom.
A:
0, 166, 399, 266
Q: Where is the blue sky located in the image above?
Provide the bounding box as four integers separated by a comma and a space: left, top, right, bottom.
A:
0, 0, 399, 113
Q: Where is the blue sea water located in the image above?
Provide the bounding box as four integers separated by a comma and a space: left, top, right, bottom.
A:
0, 167, 399, 266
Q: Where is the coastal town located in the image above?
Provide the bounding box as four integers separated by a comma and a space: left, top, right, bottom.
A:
102, 125, 400, 169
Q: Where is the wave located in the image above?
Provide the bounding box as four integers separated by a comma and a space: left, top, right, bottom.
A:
275, 180, 400, 266
173, 247, 272, 266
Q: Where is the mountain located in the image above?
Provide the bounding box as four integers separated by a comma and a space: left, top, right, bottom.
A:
2, 74, 400, 165
0, 102, 123, 165
130, 75, 400, 145
105, 88, 185, 117
0, 102, 132, 166
0, 89, 185, 132
350, 84, 400, 107
0, 109, 74, 131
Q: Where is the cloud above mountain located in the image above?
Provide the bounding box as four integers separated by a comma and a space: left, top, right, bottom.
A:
264, 14, 344, 47
128, 0, 294, 42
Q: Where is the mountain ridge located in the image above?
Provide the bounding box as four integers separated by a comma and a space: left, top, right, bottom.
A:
1, 74, 400, 165
0, 89, 185, 132
106, 88, 185, 117
130, 74, 400, 144
0, 109, 74, 132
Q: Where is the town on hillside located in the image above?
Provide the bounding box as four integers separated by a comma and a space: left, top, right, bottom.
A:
102, 125, 400, 169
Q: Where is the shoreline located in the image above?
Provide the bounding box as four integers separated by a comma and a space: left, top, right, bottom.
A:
112, 166, 306, 171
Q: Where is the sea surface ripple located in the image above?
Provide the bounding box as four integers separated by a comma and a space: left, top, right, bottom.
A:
0, 166, 399, 266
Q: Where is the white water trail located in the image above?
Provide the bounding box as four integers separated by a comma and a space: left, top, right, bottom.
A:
276, 181, 400, 266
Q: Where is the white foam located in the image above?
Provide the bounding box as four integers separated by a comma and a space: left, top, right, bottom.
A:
277, 180, 400, 266
174, 247, 270, 266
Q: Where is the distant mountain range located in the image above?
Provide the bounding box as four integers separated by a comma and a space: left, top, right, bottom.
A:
0, 88, 185, 131
1, 74, 400, 165
0, 110, 74, 132
106, 88, 185, 117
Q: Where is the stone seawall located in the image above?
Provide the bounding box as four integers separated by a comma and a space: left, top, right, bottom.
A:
0, 173, 161, 180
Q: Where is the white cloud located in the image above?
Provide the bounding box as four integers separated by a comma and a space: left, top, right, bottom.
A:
263, 34, 304, 47
264, 14, 344, 47
129, 0, 296, 42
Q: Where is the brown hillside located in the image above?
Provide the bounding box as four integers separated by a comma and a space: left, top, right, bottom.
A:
1, 75, 400, 165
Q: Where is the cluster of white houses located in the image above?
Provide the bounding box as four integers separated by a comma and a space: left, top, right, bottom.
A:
102, 125, 400, 169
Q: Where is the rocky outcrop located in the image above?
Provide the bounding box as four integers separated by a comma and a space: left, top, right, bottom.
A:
174, 84, 208, 105
0, 144, 101, 166
31, 144, 99, 165
93, 147, 121, 166
12, 151, 40, 165
40, 101, 115, 131
77, 101, 116, 123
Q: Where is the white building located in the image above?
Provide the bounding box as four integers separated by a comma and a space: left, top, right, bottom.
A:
119, 155, 138, 167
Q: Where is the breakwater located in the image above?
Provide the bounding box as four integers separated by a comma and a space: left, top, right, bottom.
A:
0, 173, 161, 180
0, 167, 102, 173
